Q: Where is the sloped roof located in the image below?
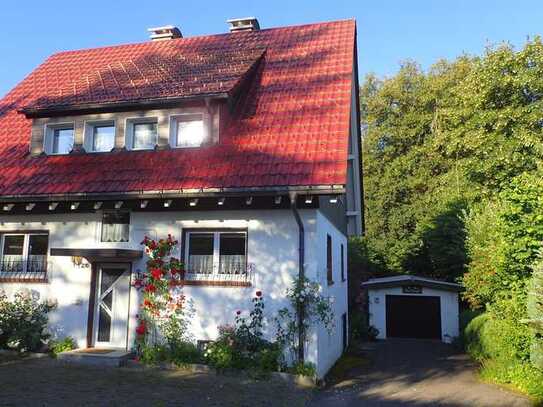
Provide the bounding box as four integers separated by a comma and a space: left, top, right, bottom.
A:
0, 19, 356, 198
361, 275, 462, 292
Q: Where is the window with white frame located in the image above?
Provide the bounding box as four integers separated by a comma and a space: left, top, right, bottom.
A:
101, 211, 130, 242
185, 231, 247, 275
85, 121, 115, 152
0, 233, 48, 275
44, 124, 74, 155
170, 114, 206, 148
126, 118, 158, 150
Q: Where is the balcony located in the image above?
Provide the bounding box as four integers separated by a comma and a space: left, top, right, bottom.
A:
0, 256, 49, 283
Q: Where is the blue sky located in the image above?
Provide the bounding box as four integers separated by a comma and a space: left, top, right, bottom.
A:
0, 1, 542, 97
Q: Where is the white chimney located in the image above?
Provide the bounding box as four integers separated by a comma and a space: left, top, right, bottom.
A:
147, 25, 183, 41
227, 17, 260, 33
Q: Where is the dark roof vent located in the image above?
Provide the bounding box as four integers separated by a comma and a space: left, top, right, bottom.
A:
147, 25, 183, 41
227, 17, 260, 33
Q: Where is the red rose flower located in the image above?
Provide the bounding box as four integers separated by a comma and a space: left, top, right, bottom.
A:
135, 321, 146, 336
145, 284, 156, 293
236, 310, 241, 315
150, 268, 162, 280
256, 291, 262, 297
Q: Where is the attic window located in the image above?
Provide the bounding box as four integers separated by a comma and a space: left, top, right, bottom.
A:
84, 121, 115, 152
126, 118, 158, 150
44, 123, 74, 155
170, 114, 206, 148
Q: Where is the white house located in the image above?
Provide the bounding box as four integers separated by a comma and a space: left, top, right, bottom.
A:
0, 18, 362, 378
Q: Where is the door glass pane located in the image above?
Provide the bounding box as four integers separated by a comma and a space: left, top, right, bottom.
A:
52, 128, 74, 154
92, 125, 115, 152
219, 233, 246, 274
188, 233, 214, 274
176, 115, 204, 147
133, 122, 157, 149
100, 268, 124, 294
97, 306, 111, 342
28, 235, 48, 273
2, 235, 24, 273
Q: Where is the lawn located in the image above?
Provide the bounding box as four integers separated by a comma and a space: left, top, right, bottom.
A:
0, 358, 313, 406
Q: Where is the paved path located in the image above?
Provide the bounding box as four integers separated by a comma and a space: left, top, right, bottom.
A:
311, 339, 532, 407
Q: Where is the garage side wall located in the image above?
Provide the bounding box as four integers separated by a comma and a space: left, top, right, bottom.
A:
367, 287, 459, 343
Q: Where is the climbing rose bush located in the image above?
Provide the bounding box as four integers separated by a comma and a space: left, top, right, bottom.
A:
134, 235, 188, 352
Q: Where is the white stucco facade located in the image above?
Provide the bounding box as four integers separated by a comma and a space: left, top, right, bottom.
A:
0, 207, 348, 378
366, 284, 460, 343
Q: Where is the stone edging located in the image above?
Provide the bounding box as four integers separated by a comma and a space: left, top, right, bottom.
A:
124, 359, 317, 388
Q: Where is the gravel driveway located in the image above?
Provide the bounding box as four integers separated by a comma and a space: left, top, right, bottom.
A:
311, 339, 532, 407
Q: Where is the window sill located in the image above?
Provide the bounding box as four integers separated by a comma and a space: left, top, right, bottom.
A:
171, 279, 251, 287
0, 277, 48, 284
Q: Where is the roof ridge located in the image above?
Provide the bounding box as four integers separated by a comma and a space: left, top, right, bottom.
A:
47, 19, 355, 59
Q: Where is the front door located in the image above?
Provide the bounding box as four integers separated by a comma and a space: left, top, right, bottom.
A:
93, 264, 130, 348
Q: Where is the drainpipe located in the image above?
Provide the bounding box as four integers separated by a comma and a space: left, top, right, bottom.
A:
289, 192, 305, 363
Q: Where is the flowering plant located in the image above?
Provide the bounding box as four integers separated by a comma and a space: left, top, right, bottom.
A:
134, 235, 188, 352
275, 277, 334, 363
0, 290, 55, 352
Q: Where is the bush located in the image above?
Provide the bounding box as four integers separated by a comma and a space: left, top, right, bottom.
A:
287, 361, 316, 377
0, 291, 55, 352
49, 337, 76, 357
480, 359, 543, 403
350, 311, 379, 341
170, 341, 202, 365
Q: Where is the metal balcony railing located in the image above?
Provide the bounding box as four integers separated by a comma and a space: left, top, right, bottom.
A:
0, 256, 49, 282
183, 260, 254, 285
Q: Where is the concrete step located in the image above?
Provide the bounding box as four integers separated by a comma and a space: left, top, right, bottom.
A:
58, 348, 131, 367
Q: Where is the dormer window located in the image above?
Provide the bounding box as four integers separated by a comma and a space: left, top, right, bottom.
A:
126, 118, 158, 150
44, 123, 74, 155
170, 114, 205, 148
84, 121, 115, 152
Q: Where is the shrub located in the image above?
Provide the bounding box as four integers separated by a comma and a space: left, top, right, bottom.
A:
350, 311, 379, 341
49, 336, 76, 357
204, 341, 237, 369
526, 256, 543, 369
170, 341, 202, 365
287, 361, 316, 377
0, 291, 55, 352
480, 359, 543, 403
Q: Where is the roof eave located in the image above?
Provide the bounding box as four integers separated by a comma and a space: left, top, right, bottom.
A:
0, 184, 346, 203
19, 92, 230, 118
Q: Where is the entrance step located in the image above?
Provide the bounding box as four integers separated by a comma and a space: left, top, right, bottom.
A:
58, 348, 131, 367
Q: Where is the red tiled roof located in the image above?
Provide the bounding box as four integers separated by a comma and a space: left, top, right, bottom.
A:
0, 20, 356, 197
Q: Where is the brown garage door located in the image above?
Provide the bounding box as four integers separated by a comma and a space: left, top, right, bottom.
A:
386, 295, 441, 340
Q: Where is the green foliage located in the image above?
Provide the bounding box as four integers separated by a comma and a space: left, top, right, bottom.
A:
480, 359, 543, 403
0, 291, 55, 352
361, 38, 543, 279
286, 361, 316, 377
349, 310, 378, 341
526, 257, 543, 369
139, 341, 202, 366
48, 337, 76, 357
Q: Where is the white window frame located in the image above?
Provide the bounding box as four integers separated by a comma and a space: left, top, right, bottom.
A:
100, 211, 130, 243
125, 117, 159, 151
83, 120, 116, 153
184, 230, 247, 276
43, 122, 75, 155
169, 113, 207, 148
0, 233, 49, 274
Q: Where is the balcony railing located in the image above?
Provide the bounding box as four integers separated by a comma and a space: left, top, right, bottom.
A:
182, 260, 254, 286
0, 256, 49, 282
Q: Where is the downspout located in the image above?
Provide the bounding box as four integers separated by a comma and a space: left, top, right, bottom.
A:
289, 192, 305, 363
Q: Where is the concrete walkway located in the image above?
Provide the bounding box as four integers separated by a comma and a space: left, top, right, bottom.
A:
311, 339, 532, 407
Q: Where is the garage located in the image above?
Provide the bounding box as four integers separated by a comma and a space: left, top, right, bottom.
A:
361, 275, 461, 343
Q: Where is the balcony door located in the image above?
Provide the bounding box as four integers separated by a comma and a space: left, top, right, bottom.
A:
93, 264, 130, 348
